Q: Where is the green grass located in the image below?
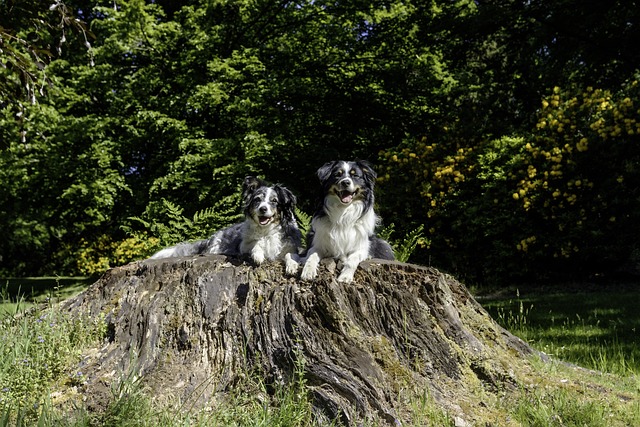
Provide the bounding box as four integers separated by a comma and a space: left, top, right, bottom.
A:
0, 323, 320, 427
476, 285, 639, 426
0, 302, 106, 425
479, 286, 640, 376
0, 277, 93, 315
498, 353, 640, 427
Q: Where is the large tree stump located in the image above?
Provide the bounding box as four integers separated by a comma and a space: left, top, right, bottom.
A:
63, 256, 539, 425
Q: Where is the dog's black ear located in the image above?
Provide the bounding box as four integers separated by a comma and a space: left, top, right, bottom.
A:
357, 160, 377, 185
275, 185, 297, 207
242, 176, 264, 206
274, 185, 297, 221
316, 161, 337, 182
243, 176, 263, 193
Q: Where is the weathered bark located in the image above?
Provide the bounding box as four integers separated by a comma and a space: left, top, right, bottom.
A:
63, 256, 539, 425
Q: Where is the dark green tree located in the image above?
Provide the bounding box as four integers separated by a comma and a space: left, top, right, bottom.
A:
378, 0, 640, 284
1, 0, 461, 275
3, 0, 639, 283
0, 0, 93, 107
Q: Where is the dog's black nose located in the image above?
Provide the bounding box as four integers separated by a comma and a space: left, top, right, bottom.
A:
259, 206, 268, 213
340, 178, 351, 188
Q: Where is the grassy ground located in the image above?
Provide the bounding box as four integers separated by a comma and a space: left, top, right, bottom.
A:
478, 284, 640, 375
0, 277, 93, 315
0, 277, 638, 426
477, 283, 640, 426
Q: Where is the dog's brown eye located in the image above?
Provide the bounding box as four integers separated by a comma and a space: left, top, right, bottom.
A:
350, 169, 357, 176
271, 198, 278, 203
335, 170, 343, 177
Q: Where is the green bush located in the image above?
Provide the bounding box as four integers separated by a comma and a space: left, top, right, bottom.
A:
379, 74, 640, 285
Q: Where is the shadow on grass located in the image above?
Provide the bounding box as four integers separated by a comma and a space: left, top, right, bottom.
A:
479, 287, 640, 374
0, 276, 95, 315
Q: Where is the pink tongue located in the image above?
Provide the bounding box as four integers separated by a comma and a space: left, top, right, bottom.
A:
259, 216, 270, 225
340, 192, 354, 203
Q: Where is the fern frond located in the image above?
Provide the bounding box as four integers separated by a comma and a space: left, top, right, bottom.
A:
192, 207, 217, 224
378, 223, 428, 263
161, 199, 185, 216
377, 223, 396, 242
393, 224, 426, 263
295, 207, 312, 241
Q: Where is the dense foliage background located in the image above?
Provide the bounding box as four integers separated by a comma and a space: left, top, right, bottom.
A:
1, 0, 639, 286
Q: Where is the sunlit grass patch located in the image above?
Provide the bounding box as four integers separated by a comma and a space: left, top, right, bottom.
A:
512, 387, 608, 427
0, 300, 105, 424
0, 277, 92, 315
500, 354, 640, 427
480, 288, 640, 375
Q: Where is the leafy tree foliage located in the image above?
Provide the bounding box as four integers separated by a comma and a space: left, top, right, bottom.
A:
0, 0, 93, 107
2, 0, 456, 275
378, 0, 640, 284
1, 0, 639, 285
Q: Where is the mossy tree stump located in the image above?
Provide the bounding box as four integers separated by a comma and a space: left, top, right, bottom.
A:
63, 256, 539, 425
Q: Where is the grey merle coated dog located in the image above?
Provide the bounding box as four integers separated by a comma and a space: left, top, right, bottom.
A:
286, 160, 394, 282
151, 176, 302, 265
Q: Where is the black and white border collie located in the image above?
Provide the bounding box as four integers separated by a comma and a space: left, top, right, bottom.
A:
287, 160, 394, 282
151, 176, 302, 265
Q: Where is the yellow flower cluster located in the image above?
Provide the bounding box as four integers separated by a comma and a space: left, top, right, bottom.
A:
576, 137, 588, 152
555, 243, 580, 259
538, 85, 640, 144
77, 235, 160, 275
514, 80, 639, 217
380, 136, 474, 218
378, 77, 639, 263
516, 236, 536, 252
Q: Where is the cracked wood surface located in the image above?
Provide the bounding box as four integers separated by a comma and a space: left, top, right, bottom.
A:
63, 256, 538, 425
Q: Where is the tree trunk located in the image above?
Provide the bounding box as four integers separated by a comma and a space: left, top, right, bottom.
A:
63, 256, 539, 425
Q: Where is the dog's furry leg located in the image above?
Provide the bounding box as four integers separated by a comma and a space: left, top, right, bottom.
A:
285, 253, 301, 275
150, 240, 208, 259
150, 246, 178, 259
336, 252, 367, 283
251, 244, 266, 265
300, 250, 320, 280
337, 266, 356, 282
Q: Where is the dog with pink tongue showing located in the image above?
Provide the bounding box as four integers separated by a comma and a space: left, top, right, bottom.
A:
151, 176, 302, 266
287, 160, 395, 283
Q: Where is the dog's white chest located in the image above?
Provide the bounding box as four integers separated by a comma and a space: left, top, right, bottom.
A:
313, 207, 375, 258
240, 224, 288, 262
256, 232, 284, 258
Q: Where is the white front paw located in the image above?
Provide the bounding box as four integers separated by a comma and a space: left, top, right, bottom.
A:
300, 263, 318, 280
252, 250, 265, 265
284, 253, 299, 275
337, 268, 355, 283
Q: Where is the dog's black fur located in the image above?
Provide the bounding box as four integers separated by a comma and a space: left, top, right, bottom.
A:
287, 160, 394, 282
151, 176, 302, 264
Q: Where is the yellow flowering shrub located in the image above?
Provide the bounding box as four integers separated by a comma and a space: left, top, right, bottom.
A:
378, 74, 640, 284
514, 79, 640, 261
378, 134, 484, 275
76, 234, 160, 275
379, 136, 475, 220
